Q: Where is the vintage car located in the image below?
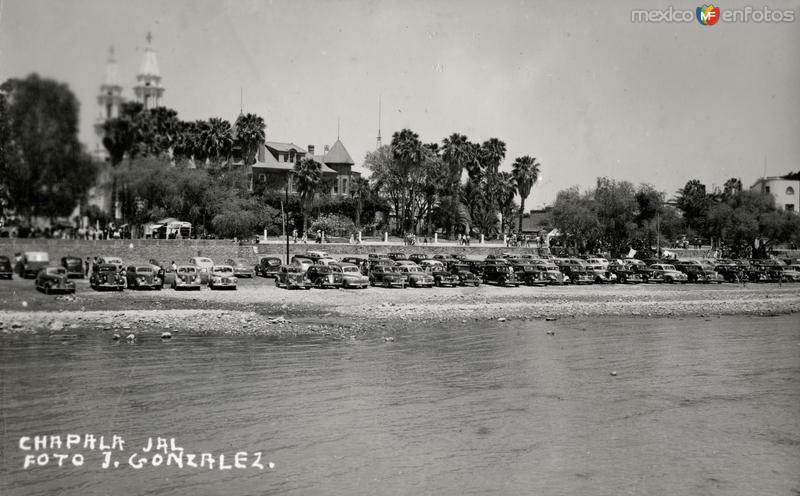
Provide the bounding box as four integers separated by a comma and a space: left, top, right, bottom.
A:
673, 261, 724, 283
369, 265, 407, 288
303, 251, 330, 264
125, 265, 163, 290
387, 252, 409, 261
336, 263, 370, 289
607, 261, 643, 284
0, 255, 13, 279
623, 259, 654, 283
482, 262, 520, 287
509, 262, 550, 286
396, 264, 435, 288
290, 256, 314, 272
408, 253, 429, 264
340, 257, 369, 275
189, 256, 215, 284
465, 259, 487, 279
90, 264, 126, 291
306, 265, 344, 288
209, 265, 238, 290
530, 260, 568, 285
584, 257, 610, 268
60, 256, 85, 278
35, 267, 76, 295
419, 260, 458, 286
98, 256, 124, 272
172, 265, 202, 290
782, 265, 800, 282
449, 263, 481, 287
15, 251, 50, 278
148, 259, 174, 286
224, 258, 254, 278
275, 265, 312, 289
255, 256, 282, 278
649, 264, 689, 284
554, 259, 593, 285
713, 262, 742, 283
586, 264, 617, 284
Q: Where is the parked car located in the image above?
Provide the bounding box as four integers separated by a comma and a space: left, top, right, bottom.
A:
336, 263, 370, 289
512, 263, 550, 286
290, 256, 314, 272
607, 261, 643, 284
554, 259, 593, 285
15, 251, 50, 278
306, 265, 344, 288
586, 264, 617, 284
189, 256, 214, 284
482, 263, 520, 287
340, 257, 369, 275
713, 262, 742, 283
303, 251, 330, 263
60, 256, 85, 278
530, 260, 568, 285
387, 252, 409, 261
90, 264, 126, 291
624, 259, 653, 283
396, 264, 435, 288
674, 261, 724, 283
369, 265, 407, 288
35, 267, 76, 294
255, 256, 282, 278
125, 265, 163, 290
97, 256, 124, 272
148, 259, 173, 286
0, 256, 13, 279
209, 265, 238, 290
224, 258, 254, 278
449, 263, 481, 287
172, 265, 202, 290
649, 264, 689, 284
782, 265, 800, 282
275, 265, 312, 289
408, 253, 428, 264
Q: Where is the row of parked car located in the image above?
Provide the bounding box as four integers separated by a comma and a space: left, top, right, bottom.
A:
0, 252, 253, 293
3, 249, 799, 295
253, 250, 800, 289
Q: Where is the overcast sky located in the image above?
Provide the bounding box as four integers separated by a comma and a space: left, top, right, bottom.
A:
2, 0, 798, 208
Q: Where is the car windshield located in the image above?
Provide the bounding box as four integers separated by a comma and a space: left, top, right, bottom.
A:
213, 266, 233, 274
662, 265, 676, 270
136, 266, 153, 273
98, 265, 116, 273
103, 258, 122, 264
196, 258, 213, 265
177, 267, 196, 274
47, 268, 66, 275
342, 266, 359, 273
286, 267, 302, 273
26, 252, 49, 262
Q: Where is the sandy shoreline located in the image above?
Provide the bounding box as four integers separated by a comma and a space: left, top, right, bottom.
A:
1, 276, 799, 337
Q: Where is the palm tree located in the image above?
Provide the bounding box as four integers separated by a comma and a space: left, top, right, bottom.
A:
495, 171, 517, 234
234, 113, 266, 165
442, 133, 470, 187
293, 157, 321, 235
201, 117, 233, 167
350, 176, 371, 229
511, 155, 541, 232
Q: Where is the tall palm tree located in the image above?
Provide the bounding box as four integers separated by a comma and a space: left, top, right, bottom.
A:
495, 171, 517, 234
511, 155, 541, 232
234, 113, 266, 165
349, 176, 371, 229
201, 117, 233, 167
293, 157, 321, 235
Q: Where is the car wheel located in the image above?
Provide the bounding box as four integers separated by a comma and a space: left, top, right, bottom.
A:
44, 285, 50, 295
665, 277, 673, 284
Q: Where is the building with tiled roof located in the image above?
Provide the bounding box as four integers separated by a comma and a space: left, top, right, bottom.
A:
252, 140, 360, 197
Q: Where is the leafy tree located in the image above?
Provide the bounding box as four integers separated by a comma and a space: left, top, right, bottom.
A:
495, 171, 517, 234
550, 186, 600, 252
0, 74, 97, 222
511, 155, 541, 232
675, 179, 710, 235
293, 157, 321, 234
594, 177, 638, 254
310, 213, 356, 237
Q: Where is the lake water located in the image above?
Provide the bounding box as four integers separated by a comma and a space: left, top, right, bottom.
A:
1, 315, 799, 496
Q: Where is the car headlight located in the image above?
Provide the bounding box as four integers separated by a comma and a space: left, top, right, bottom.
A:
232, 277, 237, 283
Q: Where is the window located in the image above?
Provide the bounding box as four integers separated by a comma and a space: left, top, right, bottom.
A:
787, 204, 795, 212
787, 187, 795, 196
765, 186, 770, 193
341, 177, 348, 195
